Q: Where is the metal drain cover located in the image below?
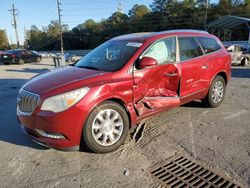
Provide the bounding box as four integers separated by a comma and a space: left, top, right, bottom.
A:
149, 155, 242, 188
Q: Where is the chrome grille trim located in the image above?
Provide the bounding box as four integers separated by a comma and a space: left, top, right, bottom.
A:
17, 89, 40, 116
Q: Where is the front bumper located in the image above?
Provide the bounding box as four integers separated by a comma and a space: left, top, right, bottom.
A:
17, 104, 89, 151
21, 125, 79, 151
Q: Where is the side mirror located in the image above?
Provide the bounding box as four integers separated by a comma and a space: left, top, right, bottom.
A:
140, 56, 158, 69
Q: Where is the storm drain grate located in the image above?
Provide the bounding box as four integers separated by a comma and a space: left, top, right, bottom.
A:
149, 155, 241, 188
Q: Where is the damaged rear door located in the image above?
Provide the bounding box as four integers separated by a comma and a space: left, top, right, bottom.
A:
133, 36, 181, 116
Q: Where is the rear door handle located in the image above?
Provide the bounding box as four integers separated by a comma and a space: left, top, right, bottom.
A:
165, 73, 178, 77
202, 65, 208, 69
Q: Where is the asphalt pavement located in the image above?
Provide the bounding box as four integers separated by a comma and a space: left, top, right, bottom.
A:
0, 59, 249, 187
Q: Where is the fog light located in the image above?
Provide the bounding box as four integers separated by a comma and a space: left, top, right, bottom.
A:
35, 129, 65, 139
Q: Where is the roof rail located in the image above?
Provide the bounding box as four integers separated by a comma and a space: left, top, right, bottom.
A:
159, 29, 208, 34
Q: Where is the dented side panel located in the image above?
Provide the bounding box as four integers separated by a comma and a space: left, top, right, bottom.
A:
133, 63, 181, 116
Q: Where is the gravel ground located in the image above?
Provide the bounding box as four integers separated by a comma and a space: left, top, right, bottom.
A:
0, 59, 249, 188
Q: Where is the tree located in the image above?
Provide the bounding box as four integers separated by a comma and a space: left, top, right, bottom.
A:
0, 30, 9, 50
47, 20, 68, 37
128, 4, 151, 32
150, 0, 177, 15
102, 12, 129, 39
23, 1, 250, 51
129, 4, 150, 18
218, 0, 233, 14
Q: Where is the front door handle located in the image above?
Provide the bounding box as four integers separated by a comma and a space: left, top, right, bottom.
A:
202, 65, 208, 69
165, 73, 178, 77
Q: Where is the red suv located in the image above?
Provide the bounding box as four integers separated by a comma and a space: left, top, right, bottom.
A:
17, 30, 231, 153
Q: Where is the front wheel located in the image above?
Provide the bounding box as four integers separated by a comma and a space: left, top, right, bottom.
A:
82, 101, 129, 153
205, 75, 226, 108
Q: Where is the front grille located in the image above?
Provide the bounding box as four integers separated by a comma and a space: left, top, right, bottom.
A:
150, 155, 242, 188
18, 90, 40, 115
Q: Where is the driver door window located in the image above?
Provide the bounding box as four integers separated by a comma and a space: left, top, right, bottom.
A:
141, 37, 176, 65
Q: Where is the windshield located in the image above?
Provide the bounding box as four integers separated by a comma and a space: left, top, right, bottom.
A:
75, 40, 142, 72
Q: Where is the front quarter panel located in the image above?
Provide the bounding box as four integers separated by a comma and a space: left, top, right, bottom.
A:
85, 73, 137, 124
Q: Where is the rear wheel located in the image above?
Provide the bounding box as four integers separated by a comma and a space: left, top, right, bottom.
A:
18, 59, 24, 64
205, 75, 226, 108
241, 58, 248, 66
82, 101, 129, 153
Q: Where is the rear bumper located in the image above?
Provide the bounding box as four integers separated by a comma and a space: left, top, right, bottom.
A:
1, 58, 17, 64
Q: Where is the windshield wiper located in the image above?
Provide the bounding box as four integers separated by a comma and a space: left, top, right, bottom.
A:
77, 65, 100, 71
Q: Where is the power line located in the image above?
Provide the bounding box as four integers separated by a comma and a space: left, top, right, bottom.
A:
33, 36, 60, 50
32, 11, 58, 28
63, 7, 118, 12
29, 35, 56, 49
62, 0, 134, 5
8, 4, 19, 48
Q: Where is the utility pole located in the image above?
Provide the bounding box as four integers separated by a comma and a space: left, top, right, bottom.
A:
117, 2, 124, 14
24, 26, 26, 40
10, 35, 13, 49
24, 26, 27, 49
204, 0, 209, 30
9, 4, 19, 48
57, 0, 64, 54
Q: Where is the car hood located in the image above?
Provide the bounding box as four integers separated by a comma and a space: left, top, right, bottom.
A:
23, 66, 105, 94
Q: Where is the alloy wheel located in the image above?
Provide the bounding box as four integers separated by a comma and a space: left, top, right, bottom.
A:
91, 109, 124, 146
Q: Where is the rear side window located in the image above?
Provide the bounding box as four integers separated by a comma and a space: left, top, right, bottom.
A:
197, 37, 221, 54
179, 37, 203, 61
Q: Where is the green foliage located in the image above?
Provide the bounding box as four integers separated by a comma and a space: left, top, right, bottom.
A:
25, 0, 250, 51
0, 30, 9, 50
129, 4, 150, 18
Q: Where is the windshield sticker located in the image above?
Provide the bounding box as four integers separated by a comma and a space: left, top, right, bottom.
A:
126, 42, 143, 47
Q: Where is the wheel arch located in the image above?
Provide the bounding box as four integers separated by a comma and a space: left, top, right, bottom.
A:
105, 98, 132, 129
216, 71, 228, 85
81, 96, 133, 135
206, 71, 228, 97
79, 97, 132, 152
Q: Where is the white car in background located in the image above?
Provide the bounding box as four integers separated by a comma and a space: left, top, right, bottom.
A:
226, 44, 249, 66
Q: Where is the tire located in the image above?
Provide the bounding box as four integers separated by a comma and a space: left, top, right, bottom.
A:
3, 62, 10, 65
241, 58, 248, 66
82, 101, 129, 153
205, 75, 226, 108
18, 59, 24, 64
36, 57, 41, 62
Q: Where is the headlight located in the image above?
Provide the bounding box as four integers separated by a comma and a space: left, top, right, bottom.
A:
41, 87, 90, 113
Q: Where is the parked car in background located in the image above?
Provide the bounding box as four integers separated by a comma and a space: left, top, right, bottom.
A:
38, 52, 50, 58
17, 30, 231, 153
65, 52, 73, 62
226, 44, 249, 66
0, 49, 42, 65
0, 50, 6, 61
